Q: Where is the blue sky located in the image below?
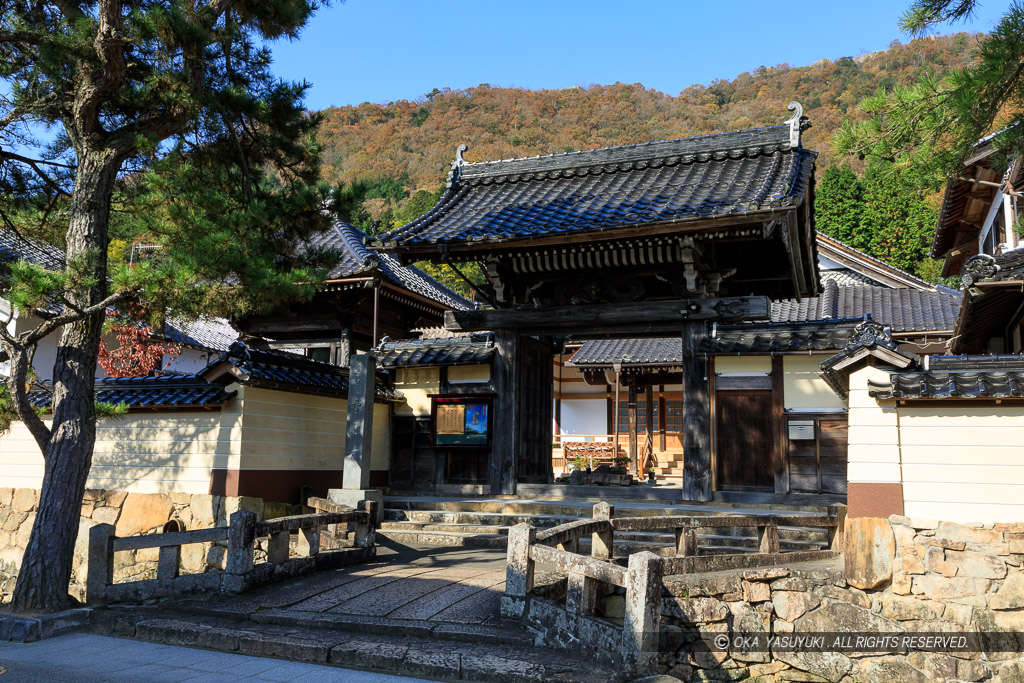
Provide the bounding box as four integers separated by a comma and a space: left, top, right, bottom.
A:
270, 0, 1009, 111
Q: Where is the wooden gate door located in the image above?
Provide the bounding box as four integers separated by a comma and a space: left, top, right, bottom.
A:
715, 390, 774, 490
390, 417, 436, 492
516, 336, 554, 484
788, 416, 848, 494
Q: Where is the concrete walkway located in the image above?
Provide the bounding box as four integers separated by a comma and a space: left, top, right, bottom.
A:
0, 632, 430, 682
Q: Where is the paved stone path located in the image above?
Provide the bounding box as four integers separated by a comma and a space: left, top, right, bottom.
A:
0, 632, 430, 682
168, 542, 511, 629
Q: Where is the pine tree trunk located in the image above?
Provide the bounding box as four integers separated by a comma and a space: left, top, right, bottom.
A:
10, 151, 118, 612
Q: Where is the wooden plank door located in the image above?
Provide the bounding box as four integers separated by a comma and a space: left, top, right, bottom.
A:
715, 390, 774, 490
516, 336, 554, 484
390, 417, 436, 492
788, 416, 848, 494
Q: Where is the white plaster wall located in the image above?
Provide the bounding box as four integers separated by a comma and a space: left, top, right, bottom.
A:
845, 365, 902, 486
784, 355, 847, 411
559, 399, 607, 438
897, 404, 1024, 523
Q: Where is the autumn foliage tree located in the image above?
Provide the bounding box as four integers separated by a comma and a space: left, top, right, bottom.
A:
97, 318, 180, 378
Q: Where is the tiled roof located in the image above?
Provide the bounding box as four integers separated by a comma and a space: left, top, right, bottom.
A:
816, 233, 933, 290
375, 335, 494, 368
379, 120, 816, 249
569, 338, 683, 367
0, 228, 65, 271
200, 342, 402, 401
868, 355, 1024, 400
818, 321, 921, 398
952, 250, 1024, 353
306, 221, 474, 310
164, 317, 238, 352
771, 281, 960, 333
568, 320, 866, 367
29, 375, 236, 410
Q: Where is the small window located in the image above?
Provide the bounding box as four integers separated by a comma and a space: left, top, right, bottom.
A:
307, 347, 331, 363
616, 400, 662, 433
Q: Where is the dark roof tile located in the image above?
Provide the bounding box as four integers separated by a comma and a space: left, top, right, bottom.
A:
29, 375, 236, 410
380, 123, 816, 249
376, 335, 494, 368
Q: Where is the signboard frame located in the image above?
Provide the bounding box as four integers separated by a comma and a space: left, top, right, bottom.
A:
429, 394, 494, 449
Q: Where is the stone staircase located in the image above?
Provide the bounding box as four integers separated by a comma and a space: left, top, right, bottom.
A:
649, 451, 684, 480
378, 496, 834, 558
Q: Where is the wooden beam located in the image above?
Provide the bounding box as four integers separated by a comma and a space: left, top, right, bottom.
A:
445, 297, 770, 332
681, 322, 712, 502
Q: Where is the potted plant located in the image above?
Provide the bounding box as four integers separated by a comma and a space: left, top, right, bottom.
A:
647, 467, 656, 483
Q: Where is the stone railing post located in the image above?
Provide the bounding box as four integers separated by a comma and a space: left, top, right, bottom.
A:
506, 523, 536, 595
675, 527, 697, 557
267, 530, 290, 564
592, 502, 614, 560
828, 504, 848, 551
354, 499, 377, 548
157, 545, 181, 580
86, 523, 115, 604
297, 524, 320, 556
226, 510, 257, 575
566, 570, 598, 616
624, 551, 663, 675
757, 523, 780, 554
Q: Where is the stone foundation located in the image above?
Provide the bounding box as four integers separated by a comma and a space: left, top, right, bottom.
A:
0, 488, 273, 604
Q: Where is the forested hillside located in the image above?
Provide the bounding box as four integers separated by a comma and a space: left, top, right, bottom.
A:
315, 33, 978, 240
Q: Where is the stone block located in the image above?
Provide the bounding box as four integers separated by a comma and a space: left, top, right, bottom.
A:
330, 638, 408, 670
879, 595, 942, 621
906, 652, 958, 680
225, 496, 264, 521
238, 633, 332, 662
920, 536, 966, 551
663, 597, 727, 623
775, 650, 851, 683
845, 517, 895, 590
890, 522, 916, 548
898, 548, 924, 575
741, 581, 769, 603
189, 494, 215, 526
944, 550, 1007, 579
11, 488, 37, 512
922, 546, 957, 577
944, 602, 974, 625
815, 585, 870, 609
0, 488, 12, 508
934, 522, 1000, 546
958, 659, 993, 682
911, 575, 991, 599
402, 648, 462, 680
990, 573, 1024, 610
599, 594, 625, 619
772, 591, 820, 622
771, 577, 813, 591
91, 506, 119, 526
115, 493, 173, 536
854, 656, 929, 683
1008, 536, 1024, 555
908, 517, 938, 530
742, 568, 788, 581
793, 598, 899, 635
993, 661, 1024, 683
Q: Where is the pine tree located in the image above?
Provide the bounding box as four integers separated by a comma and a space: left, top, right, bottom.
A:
836, 1, 1024, 186
0, 1, 334, 612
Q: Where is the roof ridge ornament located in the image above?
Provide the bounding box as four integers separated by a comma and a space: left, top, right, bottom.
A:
785, 101, 809, 148
447, 144, 469, 188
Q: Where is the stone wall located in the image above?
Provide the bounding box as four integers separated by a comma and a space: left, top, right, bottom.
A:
0, 488, 268, 604
655, 516, 1024, 682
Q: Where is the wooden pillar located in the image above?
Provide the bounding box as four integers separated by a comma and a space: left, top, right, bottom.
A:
658, 387, 666, 453
338, 327, 352, 367
644, 384, 654, 470
491, 328, 518, 494
627, 383, 638, 472
681, 321, 711, 502
771, 355, 789, 494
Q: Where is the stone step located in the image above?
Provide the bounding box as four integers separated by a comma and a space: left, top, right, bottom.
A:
385, 495, 834, 515
382, 510, 829, 543
91, 608, 626, 683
